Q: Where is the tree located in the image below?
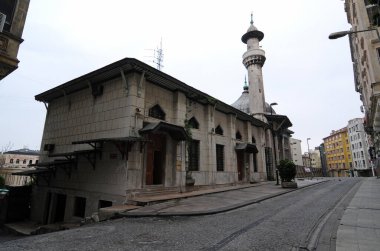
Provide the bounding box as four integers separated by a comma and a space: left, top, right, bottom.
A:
0, 142, 13, 168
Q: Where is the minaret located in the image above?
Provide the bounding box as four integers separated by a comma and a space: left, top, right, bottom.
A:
242, 14, 266, 121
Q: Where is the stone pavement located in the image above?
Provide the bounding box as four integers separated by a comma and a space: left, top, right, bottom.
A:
2, 178, 326, 237
336, 177, 380, 251
121, 178, 327, 217
6, 177, 380, 251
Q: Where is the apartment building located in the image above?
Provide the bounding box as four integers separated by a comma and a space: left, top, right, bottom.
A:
0, 0, 30, 80
323, 128, 353, 177
344, 0, 380, 152
347, 118, 373, 176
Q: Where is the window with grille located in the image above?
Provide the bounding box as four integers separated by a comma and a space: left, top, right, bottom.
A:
188, 140, 200, 171
74, 197, 86, 218
0, 0, 16, 32
149, 104, 165, 120
253, 153, 258, 172
216, 144, 224, 171
188, 117, 199, 129
236, 131, 242, 140
215, 125, 223, 135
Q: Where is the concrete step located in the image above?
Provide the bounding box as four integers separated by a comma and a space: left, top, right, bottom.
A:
126, 183, 260, 206
127, 186, 180, 198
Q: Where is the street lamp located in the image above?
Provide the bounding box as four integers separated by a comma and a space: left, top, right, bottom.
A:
270, 102, 279, 185
328, 28, 380, 41
307, 138, 313, 179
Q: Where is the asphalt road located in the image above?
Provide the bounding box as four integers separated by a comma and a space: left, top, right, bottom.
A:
0, 178, 362, 251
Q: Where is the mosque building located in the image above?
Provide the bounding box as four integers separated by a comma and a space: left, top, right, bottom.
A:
16, 17, 293, 224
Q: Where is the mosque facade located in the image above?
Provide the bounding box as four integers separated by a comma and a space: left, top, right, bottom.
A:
21, 18, 293, 224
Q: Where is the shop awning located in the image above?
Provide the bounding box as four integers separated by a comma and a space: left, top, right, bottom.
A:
235, 143, 258, 153
139, 122, 187, 140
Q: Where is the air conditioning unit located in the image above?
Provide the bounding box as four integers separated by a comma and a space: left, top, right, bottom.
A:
0, 12, 6, 32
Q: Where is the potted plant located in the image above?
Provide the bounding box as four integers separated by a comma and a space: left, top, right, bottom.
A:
277, 159, 298, 188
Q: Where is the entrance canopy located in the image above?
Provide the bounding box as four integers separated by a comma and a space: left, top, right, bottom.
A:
235, 143, 258, 153
139, 121, 187, 140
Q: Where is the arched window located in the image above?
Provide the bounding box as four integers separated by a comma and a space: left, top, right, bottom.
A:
10, 159, 14, 163
29, 160, 32, 164
236, 131, 242, 140
215, 125, 223, 135
149, 104, 166, 120
23, 159, 27, 164
188, 117, 199, 129
16, 159, 20, 164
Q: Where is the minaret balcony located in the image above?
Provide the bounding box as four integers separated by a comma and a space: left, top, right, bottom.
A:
243, 49, 265, 59
243, 54, 266, 68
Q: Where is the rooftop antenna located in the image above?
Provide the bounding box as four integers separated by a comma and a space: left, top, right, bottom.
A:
153, 38, 164, 71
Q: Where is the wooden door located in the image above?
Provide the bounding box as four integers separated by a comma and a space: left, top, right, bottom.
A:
146, 134, 166, 185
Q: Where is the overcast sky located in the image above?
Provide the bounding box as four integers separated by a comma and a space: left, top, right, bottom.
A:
0, 0, 362, 153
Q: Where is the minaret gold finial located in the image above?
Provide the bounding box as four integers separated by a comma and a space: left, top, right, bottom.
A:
244, 76, 248, 86
250, 12, 253, 25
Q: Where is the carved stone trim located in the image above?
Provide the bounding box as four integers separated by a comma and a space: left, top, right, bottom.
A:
243, 55, 266, 68
0, 36, 8, 51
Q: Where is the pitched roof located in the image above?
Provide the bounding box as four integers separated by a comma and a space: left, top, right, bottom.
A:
4, 148, 40, 156
35, 57, 268, 128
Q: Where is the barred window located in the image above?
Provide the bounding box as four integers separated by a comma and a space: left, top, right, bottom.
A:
188, 140, 200, 171
188, 117, 199, 129
236, 131, 242, 140
149, 104, 165, 120
215, 125, 223, 135
74, 197, 86, 218
216, 144, 224, 171
0, 0, 16, 32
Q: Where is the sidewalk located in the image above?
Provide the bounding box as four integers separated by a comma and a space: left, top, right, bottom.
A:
336, 177, 380, 251
121, 178, 327, 217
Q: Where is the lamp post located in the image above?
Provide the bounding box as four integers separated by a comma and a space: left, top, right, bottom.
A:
270, 102, 279, 185
329, 28, 380, 41
307, 138, 313, 179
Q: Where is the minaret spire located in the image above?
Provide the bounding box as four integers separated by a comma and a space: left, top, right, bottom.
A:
243, 76, 248, 91
250, 12, 253, 25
